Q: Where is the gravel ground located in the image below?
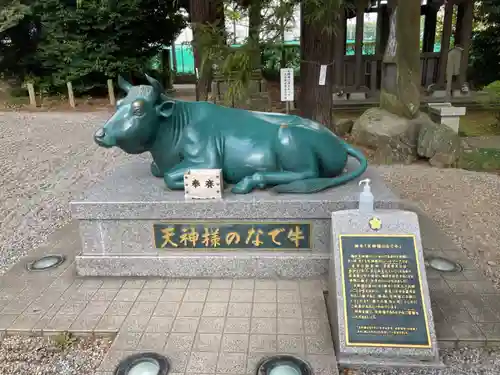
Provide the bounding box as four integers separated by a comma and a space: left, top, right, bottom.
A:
378, 164, 500, 289
0, 111, 134, 275
0, 335, 111, 375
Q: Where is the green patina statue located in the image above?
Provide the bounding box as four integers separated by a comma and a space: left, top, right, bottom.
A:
94, 74, 368, 194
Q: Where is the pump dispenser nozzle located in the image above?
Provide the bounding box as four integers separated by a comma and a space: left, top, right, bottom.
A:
359, 178, 371, 191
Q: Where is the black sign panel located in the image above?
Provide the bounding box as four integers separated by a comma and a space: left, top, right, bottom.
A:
339, 234, 431, 348
153, 222, 312, 250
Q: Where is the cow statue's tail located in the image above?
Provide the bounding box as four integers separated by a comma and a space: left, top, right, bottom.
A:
272, 145, 368, 194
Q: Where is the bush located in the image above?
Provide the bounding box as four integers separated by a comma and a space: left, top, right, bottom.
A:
0, 0, 186, 96
478, 80, 500, 124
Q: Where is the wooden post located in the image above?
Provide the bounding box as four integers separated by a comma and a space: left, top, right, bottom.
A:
454, 2, 465, 46
458, 0, 473, 87
27, 83, 37, 108
437, 0, 454, 86
334, 8, 346, 89
66, 82, 76, 108
354, 1, 365, 88
162, 49, 172, 91
422, 4, 437, 53
107, 79, 116, 106
375, 1, 384, 54
279, 0, 286, 69
171, 43, 177, 72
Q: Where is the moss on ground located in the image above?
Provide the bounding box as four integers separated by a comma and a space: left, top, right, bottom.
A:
458, 110, 500, 137
459, 147, 500, 171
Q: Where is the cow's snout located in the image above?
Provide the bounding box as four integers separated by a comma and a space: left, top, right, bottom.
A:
95, 128, 104, 138
94, 128, 113, 148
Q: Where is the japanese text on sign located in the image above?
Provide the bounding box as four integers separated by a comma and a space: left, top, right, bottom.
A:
339, 235, 431, 348
153, 222, 311, 250
280, 68, 295, 102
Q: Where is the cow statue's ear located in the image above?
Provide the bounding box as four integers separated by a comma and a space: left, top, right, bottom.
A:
156, 100, 175, 118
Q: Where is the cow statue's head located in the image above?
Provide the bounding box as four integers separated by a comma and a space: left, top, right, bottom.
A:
94, 74, 175, 154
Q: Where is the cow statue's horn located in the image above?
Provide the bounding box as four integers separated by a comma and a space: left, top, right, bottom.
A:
145, 74, 165, 96
117, 75, 133, 93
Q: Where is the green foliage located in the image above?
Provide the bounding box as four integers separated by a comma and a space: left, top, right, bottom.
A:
197, 20, 255, 105
261, 44, 300, 78
196, 0, 299, 105
469, 0, 500, 88
0, 0, 186, 95
477, 81, 500, 124
302, 0, 344, 36
52, 331, 77, 351
0, 0, 31, 33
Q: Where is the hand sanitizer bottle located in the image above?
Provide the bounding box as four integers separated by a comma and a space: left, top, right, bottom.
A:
358, 178, 374, 214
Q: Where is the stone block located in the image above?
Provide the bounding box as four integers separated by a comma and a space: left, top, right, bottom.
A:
333, 93, 348, 102
328, 209, 442, 368
452, 89, 471, 98
71, 160, 408, 278
427, 102, 466, 133
430, 90, 447, 99
349, 92, 367, 100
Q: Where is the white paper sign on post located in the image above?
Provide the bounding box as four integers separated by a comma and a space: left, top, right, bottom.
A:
280, 68, 295, 102
319, 65, 327, 86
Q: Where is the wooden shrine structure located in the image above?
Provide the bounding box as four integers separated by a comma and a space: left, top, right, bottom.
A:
334, 0, 474, 97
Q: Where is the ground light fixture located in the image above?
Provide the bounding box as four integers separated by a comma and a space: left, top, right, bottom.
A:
26, 254, 65, 271
114, 352, 169, 375
425, 256, 463, 273
256, 355, 313, 375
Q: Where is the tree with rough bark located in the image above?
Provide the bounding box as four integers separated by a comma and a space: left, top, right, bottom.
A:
379, 0, 421, 119
300, 0, 344, 125
189, 0, 225, 101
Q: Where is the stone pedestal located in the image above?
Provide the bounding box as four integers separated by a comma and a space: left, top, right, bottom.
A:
452, 89, 471, 98
333, 93, 348, 102
71, 159, 408, 278
349, 92, 367, 101
430, 90, 447, 99
427, 103, 466, 133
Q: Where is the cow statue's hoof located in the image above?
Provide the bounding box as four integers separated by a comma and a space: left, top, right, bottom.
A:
150, 162, 163, 178
231, 178, 254, 194
231, 175, 266, 194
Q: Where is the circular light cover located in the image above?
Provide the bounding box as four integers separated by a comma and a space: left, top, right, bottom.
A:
269, 363, 301, 375
127, 359, 160, 375
27, 255, 65, 271
114, 352, 169, 375
257, 355, 312, 375
427, 256, 462, 273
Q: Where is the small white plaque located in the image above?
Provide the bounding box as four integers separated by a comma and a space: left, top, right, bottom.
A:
280, 68, 295, 102
319, 65, 327, 86
184, 169, 223, 200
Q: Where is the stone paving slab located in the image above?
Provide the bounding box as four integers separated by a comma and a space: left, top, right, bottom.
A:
0, 219, 498, 374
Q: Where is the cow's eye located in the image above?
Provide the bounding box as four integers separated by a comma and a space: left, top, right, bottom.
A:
131, 100, 144, 116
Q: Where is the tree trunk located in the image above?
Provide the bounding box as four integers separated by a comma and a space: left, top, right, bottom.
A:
280, 4, 286, 70
190, 0, 225, 101
299, 1, 335, 126
379, 0, 421, 119
248, 0, 261, 69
